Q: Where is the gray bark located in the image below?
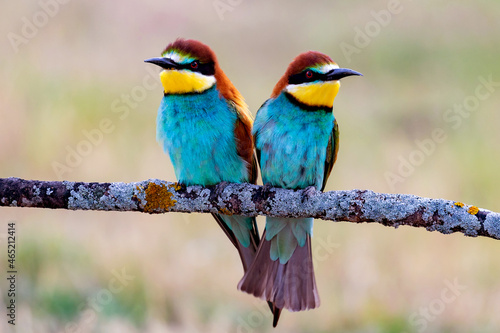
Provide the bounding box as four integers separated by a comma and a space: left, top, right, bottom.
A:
1, 177, 499, 240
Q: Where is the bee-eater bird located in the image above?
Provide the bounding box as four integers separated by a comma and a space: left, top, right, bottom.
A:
238, 51, 362, 318
144, 39, 260, 272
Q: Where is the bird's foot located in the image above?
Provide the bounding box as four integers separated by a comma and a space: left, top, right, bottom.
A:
261, 183, 274, 198
213, 181, 230, 198
217, 181, 230, 188
301, 185, 318, 203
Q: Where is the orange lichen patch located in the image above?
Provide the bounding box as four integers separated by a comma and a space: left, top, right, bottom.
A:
219, 207, 232, 216
134, 185, 143, 204
144, 182, 177, 213
454, 202, 464, 208
468, 206, 479, 215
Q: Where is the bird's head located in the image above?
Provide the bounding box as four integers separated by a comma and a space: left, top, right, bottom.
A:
145, 38, 219, 95
272, 51, 362, 109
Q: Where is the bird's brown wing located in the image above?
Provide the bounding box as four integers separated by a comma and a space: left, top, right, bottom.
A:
322, 119, 339, 191
233, 105, 258, 184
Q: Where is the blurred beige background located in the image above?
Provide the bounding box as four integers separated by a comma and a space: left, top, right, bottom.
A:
1, 1, 500, 332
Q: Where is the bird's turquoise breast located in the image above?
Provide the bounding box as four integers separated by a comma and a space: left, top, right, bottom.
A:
157, 86, 248, 186
253, 93, 334, 190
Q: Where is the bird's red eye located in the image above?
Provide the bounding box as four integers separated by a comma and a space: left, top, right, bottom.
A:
190, 61, 199, 69
305, 70, 313, 79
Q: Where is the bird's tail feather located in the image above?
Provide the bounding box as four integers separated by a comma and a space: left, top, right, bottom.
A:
238, 230, 320, 313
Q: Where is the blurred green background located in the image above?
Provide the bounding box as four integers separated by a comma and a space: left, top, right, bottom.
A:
1, 1, 500, 332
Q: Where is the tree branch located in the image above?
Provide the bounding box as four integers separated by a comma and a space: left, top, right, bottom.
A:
1, 177, 499, 240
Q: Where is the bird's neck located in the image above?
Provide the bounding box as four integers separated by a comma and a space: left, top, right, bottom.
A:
160, 69, 216, 94
285, 81, 340, 108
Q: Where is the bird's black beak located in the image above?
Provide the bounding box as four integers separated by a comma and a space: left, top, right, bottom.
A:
144, 57, 178, 70
326, 68, 363, 81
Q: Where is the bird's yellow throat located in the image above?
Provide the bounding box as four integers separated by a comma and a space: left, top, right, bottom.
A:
286, 81, 340, 108
160, 70, 216, 94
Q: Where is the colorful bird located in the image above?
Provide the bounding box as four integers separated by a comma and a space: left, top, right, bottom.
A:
238, 51, 362, 320
144, 39, 260, 272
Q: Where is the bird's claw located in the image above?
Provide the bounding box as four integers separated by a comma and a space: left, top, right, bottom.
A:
218, 181, 230, 188
301, 186, 317, 203
214, 181, 230, 197
261, 183, 274, 197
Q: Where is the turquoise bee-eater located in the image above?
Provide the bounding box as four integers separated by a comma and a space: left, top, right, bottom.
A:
144, 39, 260, 272
238, 51, 362, 317
145, 39, 279, 324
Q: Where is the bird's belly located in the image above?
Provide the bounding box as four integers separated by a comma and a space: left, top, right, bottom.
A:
261, 143, 326, 189
157, 102, 247, 186
256, 108, 333, 190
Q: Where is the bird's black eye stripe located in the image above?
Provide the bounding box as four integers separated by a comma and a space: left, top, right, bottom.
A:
288, 69, 326, 85
179, 62, 215, 76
